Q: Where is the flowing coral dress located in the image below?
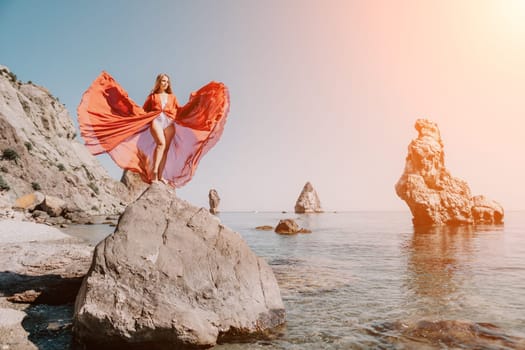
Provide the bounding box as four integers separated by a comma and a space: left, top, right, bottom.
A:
77, 71, 229, 187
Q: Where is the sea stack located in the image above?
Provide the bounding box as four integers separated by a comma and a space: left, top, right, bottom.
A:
209, 188, 220, 214
395, 119, 504, 226
74, 183, 285, 349
294, 182, 323, 213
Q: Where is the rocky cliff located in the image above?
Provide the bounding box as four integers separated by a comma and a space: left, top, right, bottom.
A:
395, 119, 504, 226
0, 65, 131, 215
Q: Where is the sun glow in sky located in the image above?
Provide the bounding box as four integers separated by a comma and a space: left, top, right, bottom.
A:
1, 0, 524, 211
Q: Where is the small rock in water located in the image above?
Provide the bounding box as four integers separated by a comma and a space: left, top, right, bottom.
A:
274, 219, 311, 235
209, 188, 220, 214
255, 225, 273, 231
373, 319, 525, 349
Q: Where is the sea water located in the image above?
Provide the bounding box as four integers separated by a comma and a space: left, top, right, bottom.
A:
56, 211, 525, 349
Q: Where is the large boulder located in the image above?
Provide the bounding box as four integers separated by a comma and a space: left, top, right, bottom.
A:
395, 119, 504, 226
294, 182, 323, 213
73, 183, 285, 349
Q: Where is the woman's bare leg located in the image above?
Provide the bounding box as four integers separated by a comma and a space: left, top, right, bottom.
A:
158, 124, 175, 183
150, 120, 166, 181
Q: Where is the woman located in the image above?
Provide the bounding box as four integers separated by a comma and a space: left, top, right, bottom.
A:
144, 73, 177, 183
77, 71, 229, 187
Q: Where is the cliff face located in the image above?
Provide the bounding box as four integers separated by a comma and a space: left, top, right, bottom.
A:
0, 65, 131, 214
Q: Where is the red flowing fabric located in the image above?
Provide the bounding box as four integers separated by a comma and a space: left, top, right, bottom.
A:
77, 71, 229, 187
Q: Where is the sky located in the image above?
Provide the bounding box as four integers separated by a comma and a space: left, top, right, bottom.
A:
1, 0, 524, 211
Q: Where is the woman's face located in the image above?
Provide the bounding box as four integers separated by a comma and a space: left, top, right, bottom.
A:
159, 75, 169, 92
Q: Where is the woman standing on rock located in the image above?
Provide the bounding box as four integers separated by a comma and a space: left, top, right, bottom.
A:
77, 72, 229, 187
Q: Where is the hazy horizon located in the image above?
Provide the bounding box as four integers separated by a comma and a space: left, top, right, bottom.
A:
1, 0, 524, 211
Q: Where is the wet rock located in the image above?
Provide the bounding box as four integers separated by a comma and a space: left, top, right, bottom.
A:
74, 183, 285, 349
472, 195, 504, 224
209, 188, 220, 214
255, 225, 274, 231
7, 289, 42, 303
373, 319, 525, 349
395, 119, 504, 226
295, 182, 323, 213
275, 219, 311, 235
275, 219, 299, 234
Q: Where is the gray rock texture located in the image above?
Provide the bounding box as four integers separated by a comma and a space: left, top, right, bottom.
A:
0, 65, 131, 215
395, 119, 504, 226
294, 182, 322, 213
208, 188, 220, 214
0, 219, 94, 349
120, 169, 148, 201
74, 183, 285, 349
0, 220, 94, 303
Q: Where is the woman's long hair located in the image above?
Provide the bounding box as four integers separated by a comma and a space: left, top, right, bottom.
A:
150, 73, 173, 94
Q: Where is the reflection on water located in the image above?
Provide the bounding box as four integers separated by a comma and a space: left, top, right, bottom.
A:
59, 212, 525, 349
404, 225, 478, 317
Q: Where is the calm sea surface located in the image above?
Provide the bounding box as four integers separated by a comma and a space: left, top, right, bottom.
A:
60, 211, 525, 349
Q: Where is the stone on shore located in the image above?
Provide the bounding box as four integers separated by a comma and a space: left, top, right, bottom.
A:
294, 182, 323, 214
74, 183, 285, 349
0, 219, 94, 348
0, 308, 36, 350
395, 119, 504, 226
13, 191, 45, 210
0, 220, 93, 303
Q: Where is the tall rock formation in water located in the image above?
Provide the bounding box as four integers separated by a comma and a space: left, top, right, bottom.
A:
0, 65, 131, 214
294, 181, 323, 213
395, 119, 504, 226
209, 188, 220, 214
74, 183, 285, 349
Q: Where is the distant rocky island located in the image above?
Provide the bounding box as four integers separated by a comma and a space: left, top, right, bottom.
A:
0, 65, 134, 222
295, 181, 323, 213
395, 119, 504, 226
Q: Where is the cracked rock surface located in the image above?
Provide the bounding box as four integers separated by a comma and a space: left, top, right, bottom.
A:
73, 182, 285, 349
